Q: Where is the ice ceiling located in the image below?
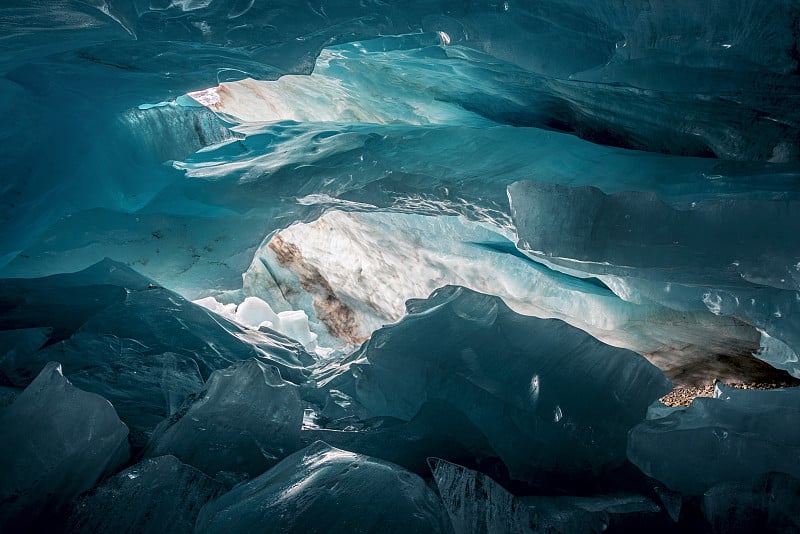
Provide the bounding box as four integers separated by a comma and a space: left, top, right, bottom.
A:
1, 1, 800, 532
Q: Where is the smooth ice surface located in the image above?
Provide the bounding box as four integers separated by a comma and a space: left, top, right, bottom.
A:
302, 400, 497, 478
628, 383, 800, 495
0, 362, 130, 530
351, 285, 671, 482
145, 358, 303, 481
196, 441, 453, 534
510, 181, 799, 288
68, 455, 225, 534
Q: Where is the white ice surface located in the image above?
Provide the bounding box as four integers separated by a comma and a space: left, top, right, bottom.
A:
194, 295, 319, 352
236, 210, 757, 362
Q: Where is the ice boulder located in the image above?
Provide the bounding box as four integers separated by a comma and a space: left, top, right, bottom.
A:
0, 327, 52, 367
145, 358, 303, 481
302, 399, 498, 477
234, 296, 281, 329
702, 472, 800, 533
430, 457, 541, 533
0, 362, 130, 531
429, 458, 665, 534
196, 295, 320, 350
627, 384, 800, 495
353, 286, 671, 483
274, 309, 318, 348
68, 455, 225, 534
46, 343, 205, 449
196, 441, 453, 534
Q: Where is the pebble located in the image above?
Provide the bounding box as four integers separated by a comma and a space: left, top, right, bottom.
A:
659, 381, 790, 407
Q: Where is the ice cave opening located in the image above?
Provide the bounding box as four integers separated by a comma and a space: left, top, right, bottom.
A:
1, 1, 800, 533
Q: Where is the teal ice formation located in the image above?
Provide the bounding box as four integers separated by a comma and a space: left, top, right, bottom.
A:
1, 1, 799, 532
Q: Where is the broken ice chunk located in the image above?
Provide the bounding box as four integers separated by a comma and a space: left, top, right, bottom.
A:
0, 362, 129, 531
55, 343, 205, 448
702, 472, 800, 533
198, 294, 320, 349
353, 285, 671, 482
303, 400, 497, 476
144, 358, 303, 480
68, 455, 225, 534
196, 441, 453, 533
276, 309, 318, 347
628, 384, 800, 495
430, 457, 538, 533
653, 485, 683, 523
234, 295, 280, 328
0, 327, 52, 371
429, 458, 665, 533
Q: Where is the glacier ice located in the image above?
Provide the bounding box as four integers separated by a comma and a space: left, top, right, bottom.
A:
302, 399, 497, 478
431, 457, 544, 534
508, 181, 799, 289
0, 362, 130, 531
236, 209, 773, 384
145, 358, 303, 481
195, 441, 453, 534
189, 30, 800, 161
702, 472, 800, 533
5, 14, 800, 296
1, 0, 799, 531
510, 180, 800, 383
68, 455, 225, 534
195, 295, 320, 351
233, 295, 281, 329
430, 458, 667, 534
754, 330, 800, 379
349, 285, 671, 483
0, 259, 313, 448
627, 383, 800, 495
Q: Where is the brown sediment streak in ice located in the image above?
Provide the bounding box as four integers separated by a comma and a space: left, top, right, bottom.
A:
268, 235, 368, 345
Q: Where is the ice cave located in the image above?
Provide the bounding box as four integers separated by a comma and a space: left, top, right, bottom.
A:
1, 1, 800, 532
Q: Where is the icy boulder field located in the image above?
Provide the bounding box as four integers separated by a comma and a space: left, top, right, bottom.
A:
2, 0, 800, 532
